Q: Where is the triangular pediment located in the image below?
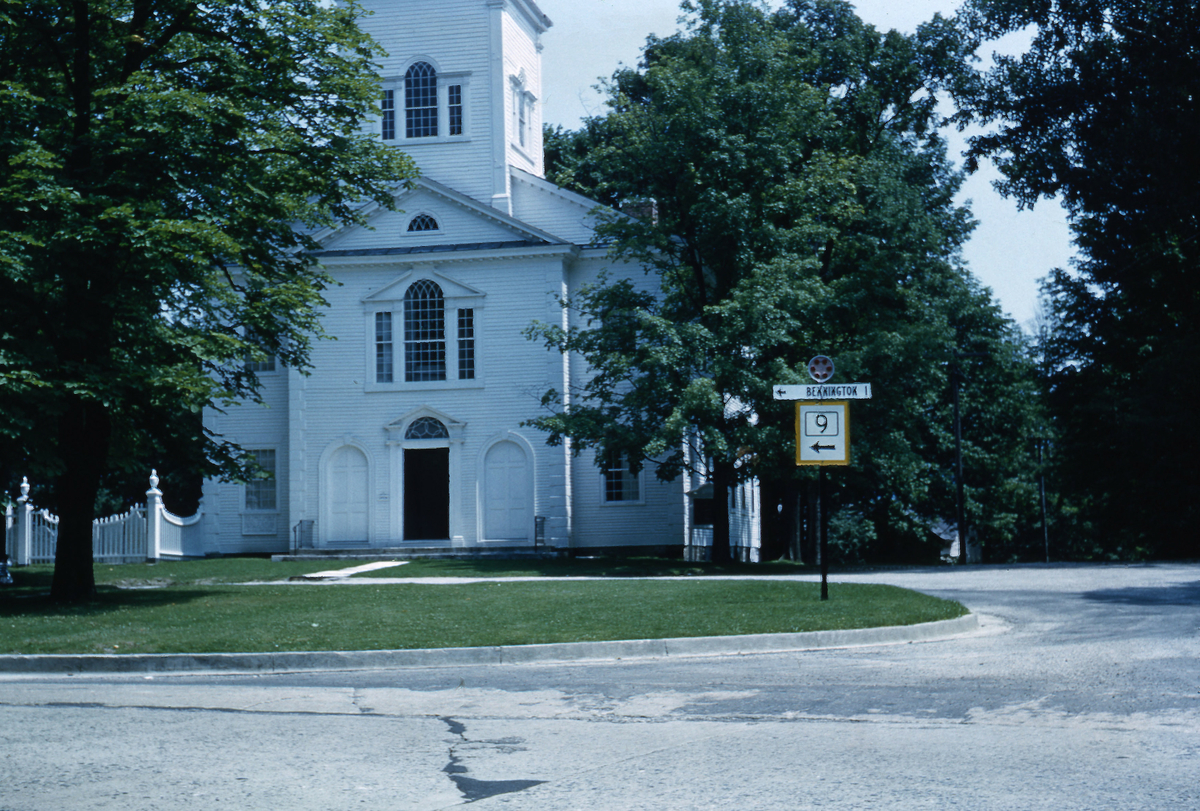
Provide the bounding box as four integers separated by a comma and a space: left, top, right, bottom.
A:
314, 177, 567, 253
363, 268, 486, 304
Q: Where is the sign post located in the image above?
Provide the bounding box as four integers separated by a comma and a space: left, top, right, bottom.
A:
774, 357, 873, 601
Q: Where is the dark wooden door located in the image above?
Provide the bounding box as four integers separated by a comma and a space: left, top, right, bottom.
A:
404, 448, 450, 540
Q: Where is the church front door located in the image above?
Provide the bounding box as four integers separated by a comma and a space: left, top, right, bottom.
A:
404, 447, 449, 540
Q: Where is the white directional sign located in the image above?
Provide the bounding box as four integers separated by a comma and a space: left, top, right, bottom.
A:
774, 383, 873, 401
796, 401, 849, 466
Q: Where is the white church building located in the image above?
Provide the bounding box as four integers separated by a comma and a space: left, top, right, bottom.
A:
198, 0, 761, 559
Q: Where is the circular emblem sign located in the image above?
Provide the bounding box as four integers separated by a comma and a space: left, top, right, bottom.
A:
807, 355, 835, 383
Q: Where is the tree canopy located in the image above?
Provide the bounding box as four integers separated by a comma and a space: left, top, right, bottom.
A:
0, 0, 416, 599
953, 0, 1200, 558
533, 0, 1045, 563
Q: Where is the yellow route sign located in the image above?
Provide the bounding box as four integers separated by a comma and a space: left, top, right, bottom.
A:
795, 401, 850, 466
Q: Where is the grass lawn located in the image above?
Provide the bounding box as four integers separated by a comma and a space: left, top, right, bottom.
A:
0, 557, 967, 655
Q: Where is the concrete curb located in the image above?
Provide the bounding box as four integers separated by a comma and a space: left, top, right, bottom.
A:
0, 614, 978, 675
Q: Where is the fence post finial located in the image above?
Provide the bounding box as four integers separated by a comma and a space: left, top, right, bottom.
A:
146, 470, 163, 561
15, 477, 32, 565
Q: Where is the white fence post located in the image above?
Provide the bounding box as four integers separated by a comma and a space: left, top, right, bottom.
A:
146, 470, 163, 562
15, 477, 32, 566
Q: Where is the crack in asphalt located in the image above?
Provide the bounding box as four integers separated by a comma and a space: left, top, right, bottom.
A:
439, 716, 545, 804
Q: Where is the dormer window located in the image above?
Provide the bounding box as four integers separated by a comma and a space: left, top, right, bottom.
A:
407, 214, 439, 232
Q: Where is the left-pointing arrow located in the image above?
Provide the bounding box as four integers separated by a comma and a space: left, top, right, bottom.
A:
810, 442, 836, 453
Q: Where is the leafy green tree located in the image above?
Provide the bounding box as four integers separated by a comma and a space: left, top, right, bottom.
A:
953, 0, 1200, 558
0, 0, 416, 600
532, 0, 1044, 562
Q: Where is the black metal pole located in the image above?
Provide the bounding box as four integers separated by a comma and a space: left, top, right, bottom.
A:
1039, 441, 1050, 563
954, 364, 966, 565
819, 466, 829, 600
951, 352, 987, 565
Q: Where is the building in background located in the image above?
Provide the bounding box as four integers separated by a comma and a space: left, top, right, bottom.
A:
200, 0, 759, 559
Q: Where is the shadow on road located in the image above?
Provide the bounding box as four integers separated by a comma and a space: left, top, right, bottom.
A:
1081, 581, 1200, 607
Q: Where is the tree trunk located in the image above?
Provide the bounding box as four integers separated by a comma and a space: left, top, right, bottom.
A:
710, 460, 734, 564
50, 396, 110, 602
758, 478, 788, 561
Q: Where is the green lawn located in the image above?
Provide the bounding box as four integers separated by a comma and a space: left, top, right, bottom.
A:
0, 558, 967, 655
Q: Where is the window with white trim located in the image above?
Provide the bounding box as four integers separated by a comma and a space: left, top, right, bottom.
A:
602, 453, 641, 503
405, 416, 450, 440
512, 86, 534, 148
375, 312, 394, 383
381, 89, 396, 141
404, 280, 446, 382
245, 354, 275, 373
517, 89, 527, 147
407, 214, 439, 232
244, 449, 277, 511
448, 84, 463, 136
405, 62, 438, 138
380, 63, 469, 142
457, 308, 475, 380
367, 275, 482, 389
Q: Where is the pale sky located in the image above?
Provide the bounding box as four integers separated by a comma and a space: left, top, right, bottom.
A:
535, 0, 1075, 329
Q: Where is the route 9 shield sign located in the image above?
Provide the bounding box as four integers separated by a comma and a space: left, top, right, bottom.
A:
795, 401, 850, 466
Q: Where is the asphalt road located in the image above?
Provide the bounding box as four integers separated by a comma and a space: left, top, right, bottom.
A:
1, 563, 1197, 810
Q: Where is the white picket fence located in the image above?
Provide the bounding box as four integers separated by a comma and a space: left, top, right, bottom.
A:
4, 472, 201, 565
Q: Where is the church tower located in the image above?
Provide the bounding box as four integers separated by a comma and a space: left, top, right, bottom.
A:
356, 0, 551, 214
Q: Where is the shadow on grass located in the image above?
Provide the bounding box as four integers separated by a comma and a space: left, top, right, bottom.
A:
0, 566, 55, 593
396, 556, 818, 579
0, 581, 217, 617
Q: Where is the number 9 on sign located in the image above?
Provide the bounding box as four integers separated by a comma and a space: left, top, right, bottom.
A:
795, 401, 850, 466
805, 410, 838, 436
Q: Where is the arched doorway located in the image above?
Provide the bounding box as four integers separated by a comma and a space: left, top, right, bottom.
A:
326, 445, 369, 544
483, 440, 531, 541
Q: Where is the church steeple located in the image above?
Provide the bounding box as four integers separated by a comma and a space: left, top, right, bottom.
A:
358, 0, 551, 214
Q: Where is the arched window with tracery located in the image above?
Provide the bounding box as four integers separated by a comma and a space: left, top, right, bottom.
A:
407, 214, 439, 232
404, 280, 446, 381
406, 62, 438, 138
405, 417, 449, 440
